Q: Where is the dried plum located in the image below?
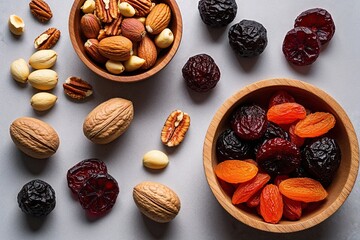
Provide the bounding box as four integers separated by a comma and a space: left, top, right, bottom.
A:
302, 137, 341, 186
216, 129, 254, 161
268, 90, 295, 108
228, 19, 268, 57
198, 0, 237, 28
182, 54, 220, 92
256, 138, 301, 175
231, 104, 268, 141
263, 122, 289, 141
17, 179, 56, 217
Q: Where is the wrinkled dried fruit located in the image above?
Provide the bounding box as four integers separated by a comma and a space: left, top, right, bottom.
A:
268, 90, 295, 108
289, 124, 305, 147
279, 177, 328, 202
218, 178, 237, 197
198, 0, 237, 28
267, 102, 307, 125
231, 104, 268, 141
294, 112, 336, 138
246, 188, 262, 208
215, 160, 258, 184
282, 196, 302, 221
259, 184, 283, 224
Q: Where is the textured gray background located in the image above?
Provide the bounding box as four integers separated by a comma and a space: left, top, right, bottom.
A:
1, 0, 360, 239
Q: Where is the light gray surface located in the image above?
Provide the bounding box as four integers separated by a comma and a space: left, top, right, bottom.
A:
1, 0, 360, 239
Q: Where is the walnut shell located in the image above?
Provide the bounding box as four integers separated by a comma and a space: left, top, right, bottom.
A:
10, 117, 60, 159
83, 98, 134, 144
98, 36, 133, 61
133, 181, 181, 223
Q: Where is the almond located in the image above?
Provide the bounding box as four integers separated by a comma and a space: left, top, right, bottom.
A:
137, 36, 157, 70
145, 3, 171, 35
84, 39, 108, 63
121, 18, 146, 42
98, 36, 133, 61
81, 13, 101, 39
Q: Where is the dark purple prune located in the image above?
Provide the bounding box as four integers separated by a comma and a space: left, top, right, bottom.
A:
228, 19, 268, 57
256, 138, 301, 175
216, 129, 254, 161
230, 104, 268, 141
198, 0, 237, 28
17, 179, 56, 217
290, 166, 311, 178
182, 54, 220, 92
302, 137, 341, 187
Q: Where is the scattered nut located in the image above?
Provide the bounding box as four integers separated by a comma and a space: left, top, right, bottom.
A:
63, 76, 93, 100
29, 49, 57, 69
124, 55, 145, 71
10, 58, 30, 83
133, 181, 181, 223
118, 2, 136, 17
81, 0, 96, 13
34, 27, 61, 50
161, 110, 190, 147
30, 92, 57, 111
105, 60, 125, 74
8, 15, 25, 36
143, 150, 169, 170
155, 28, 174, 49
29, 0, 53, 22
28, 69, 58, 90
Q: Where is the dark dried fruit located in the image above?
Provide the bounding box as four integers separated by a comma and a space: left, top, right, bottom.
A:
302, 137, 341, 186
17, 179, 56, 217
282, 26, 321, 66
294, 8, 335, 46
228, 19, 268, 57
182, 54, 220, 92
198, 0, 237, 28
67, 159, 108, 194
256, 138, 301, 175
78, 174, 120, 216
231, 104, 268, 141
268, 90, 295, 108
216, 129, 254, 161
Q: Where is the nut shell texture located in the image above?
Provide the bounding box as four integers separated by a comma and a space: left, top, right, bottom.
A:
83, 98, 134, 144
133, 181, 181, 223
10, 117, 60, 159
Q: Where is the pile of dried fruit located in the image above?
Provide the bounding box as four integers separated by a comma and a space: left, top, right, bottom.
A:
215, 90, 341, 223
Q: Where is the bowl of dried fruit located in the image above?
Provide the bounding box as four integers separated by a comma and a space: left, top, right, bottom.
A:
203, 78, 359, 233
69, 0, 182, 82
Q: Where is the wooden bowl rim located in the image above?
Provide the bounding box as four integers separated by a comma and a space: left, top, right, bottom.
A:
203, 78, 359, 233
68, 0, 183, 83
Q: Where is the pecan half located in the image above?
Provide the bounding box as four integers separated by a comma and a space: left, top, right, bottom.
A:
161, 110, 191, 147
63, 77, 93, 100
105, 15, 122, 36
95, 0, 119, 23
34, 28, 60, 50
29, 0, 53, 22
122, 0, 152, 17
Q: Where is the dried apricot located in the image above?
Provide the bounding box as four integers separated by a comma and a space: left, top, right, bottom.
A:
278, 177, 328, 202
232, 172, 271, 204
294, 112, 336, 138
214, 160, 258, 184
283, 196, 302, 221
267, 102, 307, 125
259, 184, 283, 224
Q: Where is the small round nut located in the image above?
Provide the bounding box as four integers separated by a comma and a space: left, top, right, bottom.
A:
10, 58, 30, 83
105, 60, 125, 75
155, 28, 174, 49
143, 150, 169, 169
30, 92, 57, 111
118, 2, 136, 17
81, 0, 96, 13
9, 14, 25, 35
123, 56, 145, 72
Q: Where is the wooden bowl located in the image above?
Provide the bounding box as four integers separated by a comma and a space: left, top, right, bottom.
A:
69, 0, 182, 82
203, 78, 359, 233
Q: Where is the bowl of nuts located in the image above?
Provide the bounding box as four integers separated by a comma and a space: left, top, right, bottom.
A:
69, 0, 182, 82
203, 78, 359, 232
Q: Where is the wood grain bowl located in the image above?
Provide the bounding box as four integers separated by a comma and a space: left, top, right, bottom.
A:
203, 78, 359, 233
69, 0, 182, 82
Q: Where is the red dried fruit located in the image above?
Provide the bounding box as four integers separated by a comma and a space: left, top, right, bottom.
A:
246, 188, 262, 208
67, 159, 107, 194
294, 8, 335, 46
218, 178, 237, 197
289, 124, 305, 147
78, 174, 119, 216
267, 102, 307, 125
268, 90, 295, 108
273, 175, 289, 186
282, 26, 321, 66
259, 184, 283, 224
294, 112, 336, 138
215, 160, 258, 184
283, 196, 302, 221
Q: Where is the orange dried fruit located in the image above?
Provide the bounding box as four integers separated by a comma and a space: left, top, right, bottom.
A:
267, 102, 307, 125
282, 196, 302, 221
294, 112, 336, 138
214, 160, 258, 184
232, 172, 271, 204
279, 177, 328, 202
259, 184, 283, 224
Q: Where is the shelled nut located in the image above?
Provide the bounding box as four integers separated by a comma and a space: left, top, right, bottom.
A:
8, 15, 25, 35
10, 58, 30, 83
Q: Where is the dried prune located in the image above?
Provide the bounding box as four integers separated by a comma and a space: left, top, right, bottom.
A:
282, 26, 321, 66
302, 137, 341, 186
78, 174, 119, 216
294, 8, 335, 46
198, 0, 237, 28
67, 159, 108, 194
228, 19, 268, 57
268, 90, 295, 108
17, 179, 56, 217
256, 138, 301, 175
216, 129, 254, 161
182, 54, 220, 92
230, 104, 268, 141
